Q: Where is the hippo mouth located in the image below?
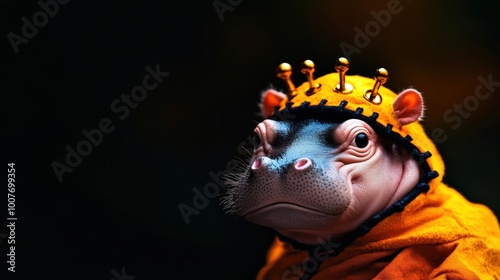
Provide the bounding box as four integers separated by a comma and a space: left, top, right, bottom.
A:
229, 153, 352, 230
243, 201, 336, 216
243, 202, 344, 229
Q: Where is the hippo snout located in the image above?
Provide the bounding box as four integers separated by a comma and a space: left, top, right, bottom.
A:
250, 157, 313, 175
238, 155, 351, 229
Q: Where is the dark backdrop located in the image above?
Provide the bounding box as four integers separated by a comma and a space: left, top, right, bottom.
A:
3, 1, 500, 279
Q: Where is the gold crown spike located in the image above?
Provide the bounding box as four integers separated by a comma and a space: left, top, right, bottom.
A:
300, 60, 322, 95
334, 57, 353, 94
276, 63, 297, 97
363, 68, 388, 104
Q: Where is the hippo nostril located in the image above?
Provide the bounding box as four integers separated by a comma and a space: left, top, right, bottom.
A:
251, 158, 262, 170
294, 158, 312, 171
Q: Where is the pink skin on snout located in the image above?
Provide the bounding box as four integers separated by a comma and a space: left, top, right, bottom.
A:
240, 119, 421, 245
252, 157, 312, 171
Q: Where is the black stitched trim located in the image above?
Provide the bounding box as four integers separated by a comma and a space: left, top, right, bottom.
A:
267, 100, 439, 280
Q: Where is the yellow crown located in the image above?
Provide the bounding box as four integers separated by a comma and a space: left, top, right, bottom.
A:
277, 57, 387, 104
268, 57, 444, 191
274, 57, 401, 128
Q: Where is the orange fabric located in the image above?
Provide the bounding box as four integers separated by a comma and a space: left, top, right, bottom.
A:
256, 73, 500, 279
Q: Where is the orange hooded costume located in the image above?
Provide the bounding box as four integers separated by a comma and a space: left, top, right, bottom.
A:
255, 59, 500, 279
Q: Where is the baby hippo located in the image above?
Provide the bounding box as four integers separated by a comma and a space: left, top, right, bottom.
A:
223, 60, 500, 279
238, 117, 419, 245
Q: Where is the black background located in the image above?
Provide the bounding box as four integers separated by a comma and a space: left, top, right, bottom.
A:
3, 1, 500, 279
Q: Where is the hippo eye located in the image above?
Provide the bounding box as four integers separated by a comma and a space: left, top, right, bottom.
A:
252, 132, 262, 148
354, 133, 369, 148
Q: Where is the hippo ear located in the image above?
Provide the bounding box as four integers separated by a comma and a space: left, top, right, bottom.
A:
392, 89, 424, 126
261, 89, 287, 118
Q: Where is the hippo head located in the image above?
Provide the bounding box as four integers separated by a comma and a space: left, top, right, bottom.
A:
222, 59, 440, 245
